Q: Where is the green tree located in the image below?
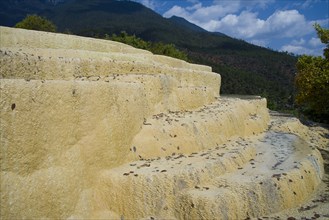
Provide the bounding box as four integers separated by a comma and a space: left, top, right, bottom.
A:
110, 31, 148, 49
15, 14, 57, 32
314, 23, 329, 59
150, 42, 188, 61
107, 31, 188, 61
295, 24, 329, 121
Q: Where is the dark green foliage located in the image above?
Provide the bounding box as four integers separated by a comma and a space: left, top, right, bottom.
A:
15, 14, 57, 32
295, 24, 329, 122
107, 31, 148, 49
149, 42, 188, 61
108, 31, 188, 61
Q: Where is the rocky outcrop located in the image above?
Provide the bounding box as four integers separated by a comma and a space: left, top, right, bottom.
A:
0, 26, 325, 219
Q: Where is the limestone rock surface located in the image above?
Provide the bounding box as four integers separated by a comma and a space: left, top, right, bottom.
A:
0, 26, 326, 219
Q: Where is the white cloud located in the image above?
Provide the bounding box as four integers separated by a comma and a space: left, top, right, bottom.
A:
279, 22, 325, 56
249, 39, 269, 47
309, 37, 322, 47
280, 45, 310, 55
293, 0, 320, 9
186, 3, 202, 11
163, 6, 189, 18
280, 44, 324, 56
197, 9, 313, 40
211, 0, 274, 10
192, 5, 231, 22
205, 11, 265, 37
301, 0, 315, 8
138, 0, 157, 10
262, 10, 312, 38
313, 18, 329, 27
163, 1, 241, 23
139, 0, 259, 18
238, 0, 276, 9
164, 4, 315, 42
292, 38, 306, 45
161, 0, 327, 56
187, 0, 200, 3
281, 36, 325, 56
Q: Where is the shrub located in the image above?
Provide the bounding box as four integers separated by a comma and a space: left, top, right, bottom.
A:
107, 31, 188, 61
15, 14, 57, 32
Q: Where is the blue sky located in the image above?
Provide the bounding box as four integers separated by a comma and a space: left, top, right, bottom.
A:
133, 0, 329, 56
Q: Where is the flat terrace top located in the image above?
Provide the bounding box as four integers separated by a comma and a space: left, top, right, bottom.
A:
0, 26, 212, 73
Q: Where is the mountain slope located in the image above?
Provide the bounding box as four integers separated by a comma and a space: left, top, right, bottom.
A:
168, 16, 207, 33
0, 0, 297, 109
0, 0, 70, 27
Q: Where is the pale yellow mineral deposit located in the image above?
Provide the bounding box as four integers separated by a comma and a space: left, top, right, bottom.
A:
0, 26, 327, 219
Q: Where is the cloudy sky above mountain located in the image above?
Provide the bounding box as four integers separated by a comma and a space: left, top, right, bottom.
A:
134, 0, 328, 56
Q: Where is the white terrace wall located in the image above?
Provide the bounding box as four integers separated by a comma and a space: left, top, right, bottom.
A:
0, 27, 222, 218
0, 27, 270, 219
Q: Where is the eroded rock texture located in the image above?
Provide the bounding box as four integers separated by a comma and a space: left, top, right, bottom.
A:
0, 26, 326, 219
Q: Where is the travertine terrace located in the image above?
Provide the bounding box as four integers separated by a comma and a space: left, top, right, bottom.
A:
0, 26, 326, 219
